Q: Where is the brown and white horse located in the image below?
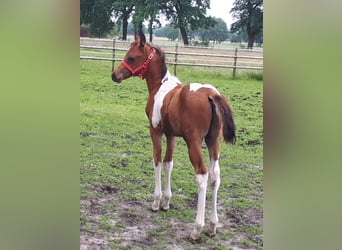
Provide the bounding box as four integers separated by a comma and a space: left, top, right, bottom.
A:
111, 33, 236, 240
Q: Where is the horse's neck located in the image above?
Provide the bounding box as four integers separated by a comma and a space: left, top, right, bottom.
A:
145, 69, 167, 95
145, 76, 162, 95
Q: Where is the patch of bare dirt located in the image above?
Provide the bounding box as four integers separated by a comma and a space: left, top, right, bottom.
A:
80, 167, 263, 249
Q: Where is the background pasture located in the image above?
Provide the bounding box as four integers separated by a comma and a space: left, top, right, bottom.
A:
80, 37, 263, 77
80, 60, 263, 249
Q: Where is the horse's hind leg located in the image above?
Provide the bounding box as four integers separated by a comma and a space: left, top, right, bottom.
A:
186, 138, 208, 240
161, 136, 176, 210
206, 138, 221, 237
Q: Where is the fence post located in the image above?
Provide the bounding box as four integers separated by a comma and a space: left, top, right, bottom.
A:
174, 43, 178, 76
112, 38, 116, 71
233, 48, 238, 78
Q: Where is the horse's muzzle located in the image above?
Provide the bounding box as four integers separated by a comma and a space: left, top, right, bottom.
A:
111, 72, 122, 83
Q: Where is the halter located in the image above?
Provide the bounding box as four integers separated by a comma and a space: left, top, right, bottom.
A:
121, 48, 156, 79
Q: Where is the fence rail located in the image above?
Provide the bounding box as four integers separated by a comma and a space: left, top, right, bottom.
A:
80, 37, 263, 77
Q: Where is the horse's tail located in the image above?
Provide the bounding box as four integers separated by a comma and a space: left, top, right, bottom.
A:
208, 95, 236, 144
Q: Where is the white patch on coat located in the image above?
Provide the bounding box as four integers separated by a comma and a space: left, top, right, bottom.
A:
189, 83, 220, 94
152, 70, 181, 128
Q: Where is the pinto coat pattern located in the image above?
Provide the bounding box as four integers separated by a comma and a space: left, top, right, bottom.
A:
111, 33, 236, 241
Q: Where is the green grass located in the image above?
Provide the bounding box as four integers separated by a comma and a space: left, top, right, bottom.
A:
80, 60, 263, 249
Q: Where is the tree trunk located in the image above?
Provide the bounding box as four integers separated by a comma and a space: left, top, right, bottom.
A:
247, 32, 255, 49
148, 19, 153, 42
180, 26, 189, 45
135, 22, 143, 33
122, 14, 128, 40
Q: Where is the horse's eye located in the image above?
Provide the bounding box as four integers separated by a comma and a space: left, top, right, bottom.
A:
127, 56, 134, 63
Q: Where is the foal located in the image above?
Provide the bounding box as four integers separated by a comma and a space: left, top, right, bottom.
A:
111, 33, 235, 240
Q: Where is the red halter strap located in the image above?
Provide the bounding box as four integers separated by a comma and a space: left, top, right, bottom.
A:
121, 49, 156, 79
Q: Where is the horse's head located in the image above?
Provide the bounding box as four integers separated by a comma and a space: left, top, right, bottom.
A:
112, 32, 151, 83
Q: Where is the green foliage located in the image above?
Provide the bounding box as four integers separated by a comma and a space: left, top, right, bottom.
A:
159, 0, 215, 44
229, 30, 248, 43
154, 25, 179, 40
165, 0, 214, 30
230, 0, 263, 48
81, 0, 215, 43
80, 0, 95, 24
112, 0, 135, 18
230, 0, 263, 33
127, 22, 147, 35
80, 0, 115, 38
112, 1, 135, 39
197, 17, 229, 43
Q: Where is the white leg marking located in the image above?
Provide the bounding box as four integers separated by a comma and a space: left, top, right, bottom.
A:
191, 172, 208, 240
152, 161, 162, 211
208, 159, 221, 236
161, 161, 173, 210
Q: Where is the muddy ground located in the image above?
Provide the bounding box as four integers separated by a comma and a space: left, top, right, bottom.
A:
80, 177, 263, 249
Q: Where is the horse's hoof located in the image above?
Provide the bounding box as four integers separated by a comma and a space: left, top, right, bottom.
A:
186, 234, 201, 243
188, 223, 202, 242
206, 222, 217, 237
161, 206, 169, 211
206, 229, 216, 237
160, 202, 170, 211
151, 201, 160, 212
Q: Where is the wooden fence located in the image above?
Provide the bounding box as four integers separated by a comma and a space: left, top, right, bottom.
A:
80, 37, 263, 78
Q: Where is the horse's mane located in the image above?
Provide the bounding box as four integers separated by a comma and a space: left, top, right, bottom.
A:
147, 43, 168, 77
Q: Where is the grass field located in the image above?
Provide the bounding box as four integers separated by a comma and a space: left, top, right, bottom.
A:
80, 60, 263, 249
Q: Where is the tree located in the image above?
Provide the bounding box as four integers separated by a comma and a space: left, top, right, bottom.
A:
160, 0, 215, 45
112, 1, 135, 40
131, 0, 145, 33
113, 0, 160, 41
80, 0, 114, 38
112, 0, 214, 44
154, 25, 179, 41
228, 30, 248, 43
197, 18, 229, 43
127, 22, 147, 36
230, 0, 263, 49
80, 0, 95, 25
144, 0, 162, 42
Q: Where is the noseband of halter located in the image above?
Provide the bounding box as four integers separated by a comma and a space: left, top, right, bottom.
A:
121, 48, 156, 79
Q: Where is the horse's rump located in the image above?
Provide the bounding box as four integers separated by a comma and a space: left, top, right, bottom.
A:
162, 85, 224, 140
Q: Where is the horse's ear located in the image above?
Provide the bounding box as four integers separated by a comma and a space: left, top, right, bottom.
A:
135, 32, 146, 47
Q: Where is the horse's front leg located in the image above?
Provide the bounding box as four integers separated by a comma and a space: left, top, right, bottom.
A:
150, 128, 163, 211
